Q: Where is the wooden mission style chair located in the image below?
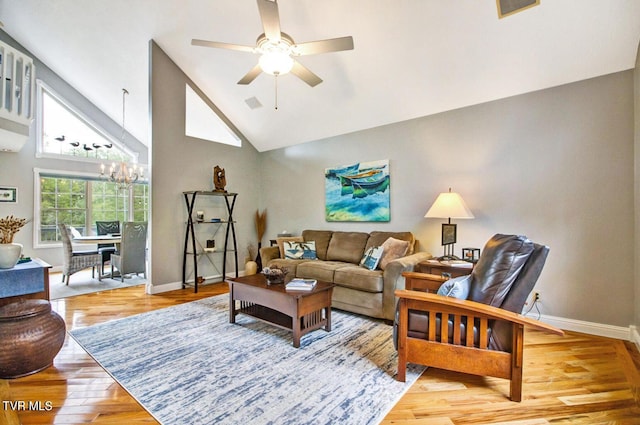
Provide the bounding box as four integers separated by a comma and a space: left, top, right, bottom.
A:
394, 234, 564, 402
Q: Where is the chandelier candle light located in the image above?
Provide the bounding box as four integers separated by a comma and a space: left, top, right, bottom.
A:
100, 161, 143, 190
99, 88, 143, 190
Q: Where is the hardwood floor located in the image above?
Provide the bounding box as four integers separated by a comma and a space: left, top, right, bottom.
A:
2, 283, 640, 424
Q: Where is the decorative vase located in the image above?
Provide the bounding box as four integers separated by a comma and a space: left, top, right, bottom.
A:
0, 299, 66, 378
0, 243, 22, 269
245, 261, 258, 276
255, 242, 263, 270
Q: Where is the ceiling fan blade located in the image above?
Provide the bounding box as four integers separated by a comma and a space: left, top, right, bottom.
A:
290, 60, 322, 87
191, 39, 255, 53
238, 63, 263, 85
294, 36, 354, 56
257, 0, 281, 41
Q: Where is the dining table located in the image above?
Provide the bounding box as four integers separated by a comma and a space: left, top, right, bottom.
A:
72, 235, 122, 244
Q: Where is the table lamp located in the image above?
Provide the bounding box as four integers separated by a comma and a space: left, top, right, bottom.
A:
424, 188, 474, 260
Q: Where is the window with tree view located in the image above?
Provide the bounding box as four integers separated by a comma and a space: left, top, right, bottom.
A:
38, 174, 148, 244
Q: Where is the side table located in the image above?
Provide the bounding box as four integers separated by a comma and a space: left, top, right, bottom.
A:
0, 258, 51, 307
417, 259, 474, 279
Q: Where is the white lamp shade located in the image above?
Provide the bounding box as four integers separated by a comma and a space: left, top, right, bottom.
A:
425, 191, 474, 219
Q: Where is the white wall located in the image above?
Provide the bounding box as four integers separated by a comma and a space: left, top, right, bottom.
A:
260, 71, 635, 327
149, 41, 261, 289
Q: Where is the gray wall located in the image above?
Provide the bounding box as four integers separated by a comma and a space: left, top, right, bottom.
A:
149, 41, 261, 288
260, 71, 635, 327
635, 42, 640, 334
0, 30, 147, 267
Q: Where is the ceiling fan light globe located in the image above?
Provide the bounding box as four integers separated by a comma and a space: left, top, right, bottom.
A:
259, 51, 293, 76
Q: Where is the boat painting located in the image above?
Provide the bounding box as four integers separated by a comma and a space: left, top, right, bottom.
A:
325, 159, 390, 222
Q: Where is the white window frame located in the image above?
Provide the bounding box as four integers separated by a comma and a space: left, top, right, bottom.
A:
34, 79, 138, 163
32, 167, 146, 248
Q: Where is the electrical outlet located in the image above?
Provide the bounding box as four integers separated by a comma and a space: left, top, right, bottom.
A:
525, 291, 540, 306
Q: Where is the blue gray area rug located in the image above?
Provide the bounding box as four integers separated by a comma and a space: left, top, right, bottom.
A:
69, 294, 424, 425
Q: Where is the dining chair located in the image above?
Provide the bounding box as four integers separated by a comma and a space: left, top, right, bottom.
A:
58, 223, 102, 285
95, 221, 120, 276
110, 221, 148, 282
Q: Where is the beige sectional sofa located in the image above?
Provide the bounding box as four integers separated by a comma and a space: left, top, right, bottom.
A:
259, 229, 431, 321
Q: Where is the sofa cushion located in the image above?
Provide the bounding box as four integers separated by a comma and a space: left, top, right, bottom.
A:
296, 260, 349, 282
276, 236, 303, 259
468, 234, 534, 307
334, 265, 384, 293
283, 241, 317, 260
302, 230, 333, 260
326, 231, 369, 264
378, 237, 410, 270
359, 246, 384, 270
366, 231, 415, 255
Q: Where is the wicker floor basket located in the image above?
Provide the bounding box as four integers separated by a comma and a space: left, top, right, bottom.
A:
0, 299, 66, 379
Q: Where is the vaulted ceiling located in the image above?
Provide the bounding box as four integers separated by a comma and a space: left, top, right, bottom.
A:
1, 0, 639, 152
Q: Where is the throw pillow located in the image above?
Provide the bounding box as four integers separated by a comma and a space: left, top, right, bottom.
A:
276, 236, 303, 259
359, 246, 384, 270
436, 275, 471, 300
69, 226, 82, 238
284, 241, 318, 260
378, 237, 410, 270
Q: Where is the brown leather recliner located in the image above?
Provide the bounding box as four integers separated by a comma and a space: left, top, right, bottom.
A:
394, 234, 564, 401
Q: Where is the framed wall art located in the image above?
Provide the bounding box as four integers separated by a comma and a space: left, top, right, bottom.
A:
0, 187, 17, 203
324, 159, 390, 222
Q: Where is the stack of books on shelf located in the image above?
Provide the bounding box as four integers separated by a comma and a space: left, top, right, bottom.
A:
285, 278, 317, 291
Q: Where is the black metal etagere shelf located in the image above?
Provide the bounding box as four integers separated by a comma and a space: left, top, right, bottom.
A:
182, 191, 238, 292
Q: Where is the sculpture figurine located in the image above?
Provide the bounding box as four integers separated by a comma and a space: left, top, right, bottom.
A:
213, 165, 227, 193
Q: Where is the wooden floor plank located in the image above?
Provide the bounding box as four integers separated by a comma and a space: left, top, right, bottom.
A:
2, 281, 640, 424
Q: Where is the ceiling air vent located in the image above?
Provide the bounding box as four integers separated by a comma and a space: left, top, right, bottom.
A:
245, 97, 263, 110
497, 0, 540, 19
0, 40, 35, 152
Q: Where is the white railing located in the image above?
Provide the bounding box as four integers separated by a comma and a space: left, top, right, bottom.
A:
0, 40, 35, 125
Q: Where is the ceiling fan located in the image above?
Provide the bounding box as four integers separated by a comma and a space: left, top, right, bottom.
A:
191, 0, 354, 88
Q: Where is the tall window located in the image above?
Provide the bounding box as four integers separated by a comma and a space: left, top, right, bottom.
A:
36, 80, 137, 163
35, 171, 148, 246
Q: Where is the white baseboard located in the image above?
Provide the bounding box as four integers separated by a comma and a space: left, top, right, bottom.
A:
631, 326, 640, 350
146, 281, 183, 294
524, 312, 632, 341
145, 271, 248, 295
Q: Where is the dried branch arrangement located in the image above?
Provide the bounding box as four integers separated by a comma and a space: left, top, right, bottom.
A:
255, 209, 267, 244
0, 215, 28, 244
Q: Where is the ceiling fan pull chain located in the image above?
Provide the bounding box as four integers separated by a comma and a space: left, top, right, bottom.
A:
274, 73, 279, 110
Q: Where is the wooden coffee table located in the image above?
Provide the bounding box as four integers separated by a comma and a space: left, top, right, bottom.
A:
227, 274, 334, 348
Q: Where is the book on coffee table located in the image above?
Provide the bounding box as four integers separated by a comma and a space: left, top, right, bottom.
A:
286, 278, 317, 291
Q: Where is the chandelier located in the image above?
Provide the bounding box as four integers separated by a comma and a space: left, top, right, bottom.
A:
99, 88, 143, 190
100, 161, 143, 190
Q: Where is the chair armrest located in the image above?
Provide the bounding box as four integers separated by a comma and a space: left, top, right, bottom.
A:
259, 246, 281, 266
401, 271, 447, 292
380, 252, 432, 321
395, 289, 564, 335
